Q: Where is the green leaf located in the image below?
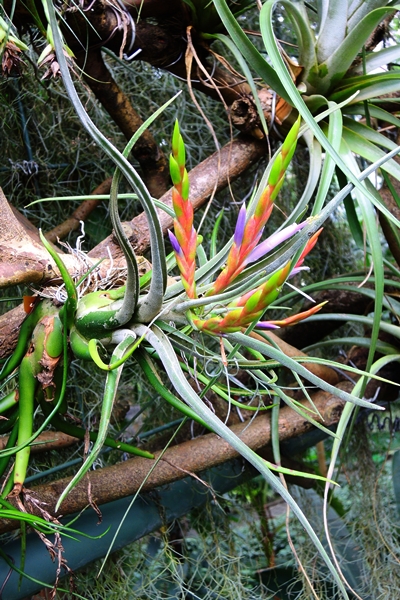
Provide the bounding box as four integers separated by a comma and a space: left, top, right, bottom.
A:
228, 331, 386, 409
315, 0, 348, 65
278, 0, 318, 84
349, 44, 400, 76
56, 334, 137, 510
342, 125, 400, 181
330, 72, 400, 103
211, 0, 292, 103
347, 0, 398, 33
259, 1, 400, 231
312, 103, 343, 215
133, 323, 351, 599
319, 6, 398, 93
343, 116, 400, 150
344, 103, 400, 128
46, 0, 169, 323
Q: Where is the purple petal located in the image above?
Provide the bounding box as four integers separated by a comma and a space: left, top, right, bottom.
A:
256, 321, 280, 329
244, 221, 307, 265
168, 230, 182, 255
233, 204, 247, 247
289, 266, 309, 278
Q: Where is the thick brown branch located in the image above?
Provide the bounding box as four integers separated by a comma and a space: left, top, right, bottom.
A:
0, 383, 350, 531
0, 188, 69, 288
0, 431, 78, 452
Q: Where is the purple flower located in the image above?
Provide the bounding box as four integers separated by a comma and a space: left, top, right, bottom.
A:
255, 321, 280, 329
244, 221, 307, 266
168, 230, 182, 255
289, 266, 309, 278
233, 204, 247, 247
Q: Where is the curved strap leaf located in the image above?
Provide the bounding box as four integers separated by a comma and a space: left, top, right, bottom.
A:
211, 0, 292, 103
107, 169, 139, 326
55, 333, 137, 510
348, 43, 400, 76
321, 6, 397, 93
279, 0, 318, 84
315, 0, 348, 64
227, 331, 385, 410
132, 322, 350, 600
45, 0, 167, 324
39, 230, 77, 326
260, 0, 400, 231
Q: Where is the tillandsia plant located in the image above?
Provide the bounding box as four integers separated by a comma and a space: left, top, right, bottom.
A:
0, 14, 29, 76
168, 118, 326, 335
2, 2, 400, 596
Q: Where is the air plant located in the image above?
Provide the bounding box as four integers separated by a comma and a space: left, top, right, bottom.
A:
0, 15, 29, 76
167, 119, 326, 335
1, 2, 400, 597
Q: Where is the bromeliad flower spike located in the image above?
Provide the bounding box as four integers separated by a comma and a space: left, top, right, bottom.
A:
169, 117, 326, 335
169, 120, 198, 299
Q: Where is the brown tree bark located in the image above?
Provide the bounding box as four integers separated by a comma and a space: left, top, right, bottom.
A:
0, 382, 350, 532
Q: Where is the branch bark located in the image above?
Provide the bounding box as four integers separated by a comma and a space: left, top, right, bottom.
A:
0, 188, 72, 289
0, 382, 350, 532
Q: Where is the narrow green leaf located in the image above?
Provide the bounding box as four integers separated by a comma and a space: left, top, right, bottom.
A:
134, 323, 349, 598
46, 0, 169, 323
348, 44, 400, 76
211, 0, 292, 103
321, 7, 397, 93
278, 0, 318, 83
56, 335, 137, 510
344, 104, 400, 128
342, 126, 400, 182
315, 0, 348, 65
259, 1, 400, 231
330, 73, 400, 103
312, 103, 342, 215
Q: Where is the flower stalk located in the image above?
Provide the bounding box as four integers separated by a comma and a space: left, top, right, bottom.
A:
207, 116, 301, 296
169, 117, 324, 336
169, 121, 198, 299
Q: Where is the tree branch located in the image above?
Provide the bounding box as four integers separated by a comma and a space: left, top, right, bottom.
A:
0, 383, 350, 531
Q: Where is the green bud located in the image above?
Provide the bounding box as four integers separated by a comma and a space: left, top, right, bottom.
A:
181, 169, 189, 200
172, 120, 181, 157
177, 135, 185, 168
270, 176, 285, 202
169, 155, 181, 186
243, 288, 263, 315
281, 115, 300, 160
261, 288, 280, 308
282, 142, 297, 171
225, 308, 242, 325
268, 153, 283, 187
